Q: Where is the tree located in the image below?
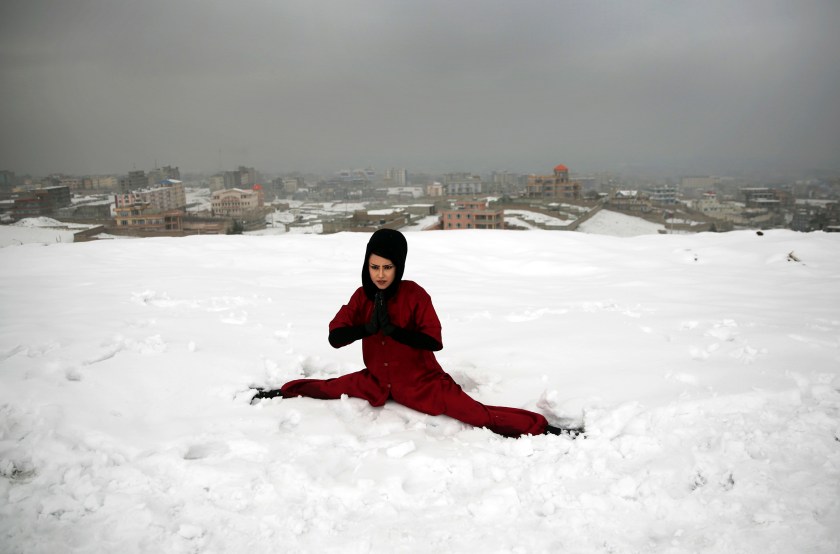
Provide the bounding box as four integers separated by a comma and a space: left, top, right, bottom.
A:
228, 220, 245, 235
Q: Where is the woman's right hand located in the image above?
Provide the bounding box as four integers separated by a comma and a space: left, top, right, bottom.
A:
365, 293, 381, 334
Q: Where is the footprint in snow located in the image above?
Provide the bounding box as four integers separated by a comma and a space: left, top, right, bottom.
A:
183, 441, 230, 460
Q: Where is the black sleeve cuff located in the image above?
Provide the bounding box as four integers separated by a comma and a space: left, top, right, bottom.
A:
328, 325, 371, 348
389, 326, 443, 351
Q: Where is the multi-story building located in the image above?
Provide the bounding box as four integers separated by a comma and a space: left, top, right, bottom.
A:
58, 176, 84, 192
112, 204, 184, 231
113, 179, 187, 230
385, 168, 408, 187
11, 186, 72, 220
0, 170, 16, 193
238, 166, 258, 188
119, 170, 149, 194
426, 182, 444, 197
526, 164, 581, 200
208, 174, 225, 191
223, 170, 242, 189
211, 186, 265, 217
115, 180, 186, 212
91, 176, 119, 190
649, 184, 678, 204
147, 166, 181, 187
680, 176, 720, 189
439, 199, 504, 230
742, 188, 782, 210
690, 192, 742, 221
791, 200, 839, 232
490, 171, 520, 193
442, 173, 482, 196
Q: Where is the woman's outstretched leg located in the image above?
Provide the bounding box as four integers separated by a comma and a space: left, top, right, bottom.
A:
279, 369, 390, 407
395, 375, 548, 438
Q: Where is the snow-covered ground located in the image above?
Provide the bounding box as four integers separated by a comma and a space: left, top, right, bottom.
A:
0, 217, 99, 247
185, 187, 212, 212
579, 209, 666, 236
1, 229, 839, 553
505, 209, 575, 230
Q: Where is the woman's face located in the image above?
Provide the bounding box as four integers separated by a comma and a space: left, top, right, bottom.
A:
368, 254, 396, 290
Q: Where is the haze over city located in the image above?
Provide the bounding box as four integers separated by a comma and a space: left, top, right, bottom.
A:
2, 0, 839, 178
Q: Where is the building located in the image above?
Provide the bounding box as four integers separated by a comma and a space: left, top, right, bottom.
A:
742, 188, 783, 210
490, 171, 521, 192
211, 186, 265, 217
526, 164, 581, 200
113, 179, 187, 230
208, 174, 225, 191
603, 189, 653, 215
91, 176, 119, 190
11, 186, 72, 220
426, 182, 444, 197
385, 168, 408, 187
442, 173, 483, 195
112, 205, 184, 231
238, 166, 258, 188
115, 179, 186, 212
0, 170, 16, 193
439, 199, 504, 230
690, 192, 743, 222
119, 170, 150, 193
681, 176, 720, 189
58, 176, 84, 192
321, 209, 409, 234
147, 166, 181, 187
791, 200, 839, 232
337, 168, 376, 184
386, 187, 423, 200
223, 170, 242, 189
649, 184, 678, 204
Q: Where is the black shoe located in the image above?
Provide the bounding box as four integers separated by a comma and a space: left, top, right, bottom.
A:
250, 388, 283, 404
544, 424, 584, 438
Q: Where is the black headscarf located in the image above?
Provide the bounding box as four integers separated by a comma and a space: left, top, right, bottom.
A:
361, 229, 408, 300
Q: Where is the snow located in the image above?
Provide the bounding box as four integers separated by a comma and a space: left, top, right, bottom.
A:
1, 229, 840, 553
0, 218, 99, 247
579, 209, 666, 236
504, 210, 574, 229
401, 215, 441, 232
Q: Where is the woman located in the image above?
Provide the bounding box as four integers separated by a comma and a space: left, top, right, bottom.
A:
254, 229, 577, 438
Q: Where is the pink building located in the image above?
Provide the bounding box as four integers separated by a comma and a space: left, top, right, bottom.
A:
439, 200, 504, 230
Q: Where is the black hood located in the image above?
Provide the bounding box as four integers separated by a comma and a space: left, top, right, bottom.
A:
361, 229, 407, 300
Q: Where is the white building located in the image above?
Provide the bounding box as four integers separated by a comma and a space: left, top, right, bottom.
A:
211, 186, 264, 216
115, 179, 186, 212
385, 168, 408, 187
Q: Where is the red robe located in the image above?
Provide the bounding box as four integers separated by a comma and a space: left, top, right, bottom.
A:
280, 281, 548, 437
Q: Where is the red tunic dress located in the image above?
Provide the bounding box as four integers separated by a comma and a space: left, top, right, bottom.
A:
280, 280, 548, 437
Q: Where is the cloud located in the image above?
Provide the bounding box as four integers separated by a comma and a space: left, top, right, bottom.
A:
1, 0, 838, 175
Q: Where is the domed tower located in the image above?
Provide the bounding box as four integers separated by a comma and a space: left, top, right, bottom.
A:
553, 164, 569, 183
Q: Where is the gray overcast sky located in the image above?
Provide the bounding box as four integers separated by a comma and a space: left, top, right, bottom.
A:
2, 0, 839, 177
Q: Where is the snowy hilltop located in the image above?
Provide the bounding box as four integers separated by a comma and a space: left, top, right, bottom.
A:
1, 230, 839, 553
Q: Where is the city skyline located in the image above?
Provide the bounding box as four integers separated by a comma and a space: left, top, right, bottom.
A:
2, 0, 839, 177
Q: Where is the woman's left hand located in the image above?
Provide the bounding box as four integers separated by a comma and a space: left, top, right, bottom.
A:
375, 293, 396, 336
